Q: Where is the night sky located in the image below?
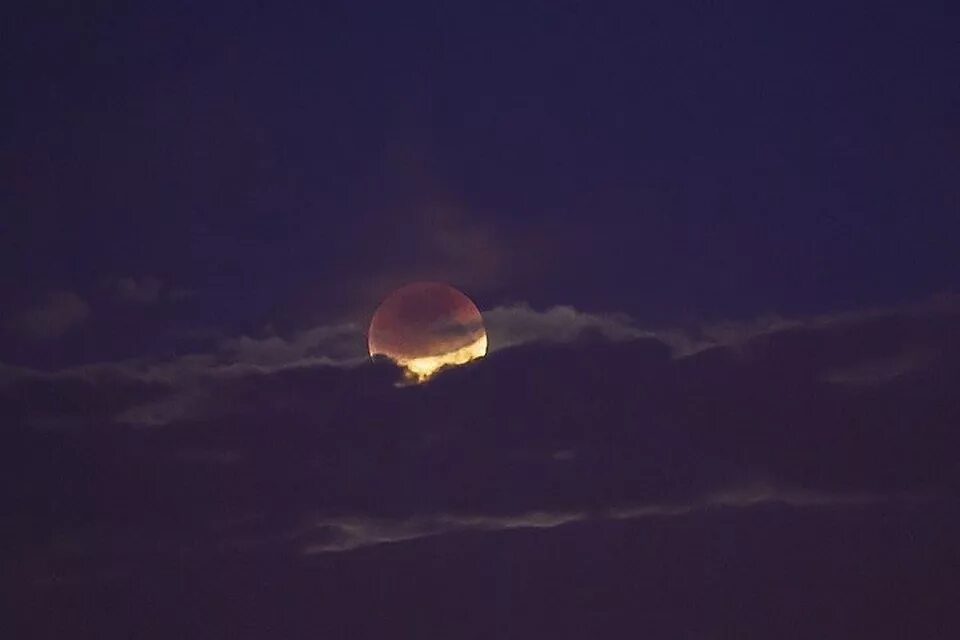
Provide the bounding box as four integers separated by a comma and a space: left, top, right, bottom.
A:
4, 1, 960, 638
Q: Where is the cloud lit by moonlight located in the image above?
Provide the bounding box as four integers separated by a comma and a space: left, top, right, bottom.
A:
367, 282, 487, 382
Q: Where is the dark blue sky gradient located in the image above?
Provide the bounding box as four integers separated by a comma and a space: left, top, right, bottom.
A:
4, 0, 958, 338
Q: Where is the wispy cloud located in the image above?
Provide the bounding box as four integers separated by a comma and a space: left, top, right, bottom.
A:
4, 294, 956, 429
114, 276, 163, 304
656, 292, 960, 357
483, 303, 651, 351
299, 485, 908, 555
6, 291, 90, 340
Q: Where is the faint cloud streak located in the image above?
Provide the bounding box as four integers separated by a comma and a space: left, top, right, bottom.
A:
6, 291, 90, 340
300, 484, 905, 555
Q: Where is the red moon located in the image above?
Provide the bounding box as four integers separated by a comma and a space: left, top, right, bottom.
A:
368, 282, 487, 381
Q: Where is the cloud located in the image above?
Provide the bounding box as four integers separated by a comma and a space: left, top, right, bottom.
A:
298, 484, 900, 554
483, 303, 650, 351
5, 297, 959, 603
355, 142, 515, 299
821, 348, 938, 386
218, 323, 367, 368
481, 297, 960, 357
0, 320, 371, 428
5, 296, 959, 439
6, 291, 90, 339
418, 205, 506, 292
113, 388, 207, 427
166, 286, 197, 301
2, 303, 649, 425
656, 292, 960, 357
299, 510, 585, 554
110, 275, 196, 304
115, 276, 163, 304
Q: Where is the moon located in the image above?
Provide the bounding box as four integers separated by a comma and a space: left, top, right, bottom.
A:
368, 282, 487, 381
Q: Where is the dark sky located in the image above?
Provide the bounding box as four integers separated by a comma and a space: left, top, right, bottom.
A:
3, 1, 960, 638
6, 2, 958, 337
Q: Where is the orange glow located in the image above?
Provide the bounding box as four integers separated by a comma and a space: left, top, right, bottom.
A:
393, 333, 487, 382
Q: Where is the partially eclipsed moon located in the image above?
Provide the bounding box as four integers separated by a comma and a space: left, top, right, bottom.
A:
368, 282, 487, 381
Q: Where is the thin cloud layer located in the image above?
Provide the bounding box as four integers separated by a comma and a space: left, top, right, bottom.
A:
483, 303, 650, 351
4, 297, 959, 439
298, 484, 898, 554
5, 291, 90, 340
114, 276, 164, 304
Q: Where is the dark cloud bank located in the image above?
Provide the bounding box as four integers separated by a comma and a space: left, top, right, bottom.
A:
5, 300, 960, 638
